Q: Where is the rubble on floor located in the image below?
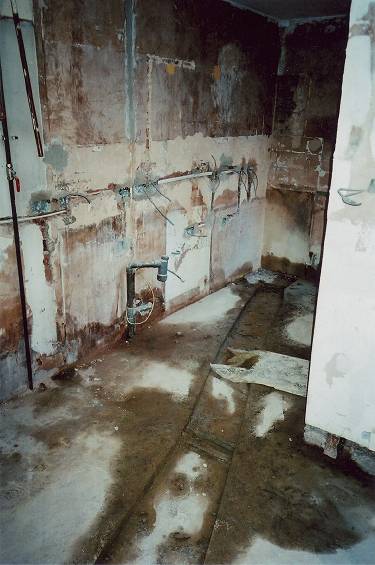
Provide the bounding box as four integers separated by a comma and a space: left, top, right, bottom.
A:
211, 349, 309, 397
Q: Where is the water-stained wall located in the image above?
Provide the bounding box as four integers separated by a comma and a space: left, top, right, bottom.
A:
262, 16, 348, 276
0, 0, 279, 399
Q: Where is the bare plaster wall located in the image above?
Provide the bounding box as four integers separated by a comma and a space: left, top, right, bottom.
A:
306, 0, 375, 452
262, 16, 348, 276
0, 0, 279, 399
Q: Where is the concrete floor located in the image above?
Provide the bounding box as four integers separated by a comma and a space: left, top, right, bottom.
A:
1, 271, 374, 564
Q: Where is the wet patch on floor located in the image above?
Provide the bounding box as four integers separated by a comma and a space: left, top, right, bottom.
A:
205, 386, 375, 564
2, 273, 373, 565
104, 447, 227, 565
265, 279, 317, 359
254, 390, 292, 437
0, 283, 251, 565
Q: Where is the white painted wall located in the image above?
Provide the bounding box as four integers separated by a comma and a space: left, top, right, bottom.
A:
306, 0, 375, 451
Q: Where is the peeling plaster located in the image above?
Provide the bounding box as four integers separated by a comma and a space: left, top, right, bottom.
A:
21, 223, 57, 355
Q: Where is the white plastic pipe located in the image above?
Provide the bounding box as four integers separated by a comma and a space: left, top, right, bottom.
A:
0, 209, 67, 225
158, 171, 213, 185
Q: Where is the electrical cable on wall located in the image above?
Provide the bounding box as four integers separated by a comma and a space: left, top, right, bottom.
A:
247, 166, 258, 198
142, 183, 175, 226
153, 182, 172, 202
133, 159, 258, 226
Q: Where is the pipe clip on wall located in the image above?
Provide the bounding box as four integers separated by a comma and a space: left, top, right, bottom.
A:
127, 302, 153, 318
0, 190, 95, 225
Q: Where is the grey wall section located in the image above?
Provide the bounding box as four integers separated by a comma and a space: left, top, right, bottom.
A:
0, 12, 46, 398
262, 16, 348, 276
0, 0, 280, 400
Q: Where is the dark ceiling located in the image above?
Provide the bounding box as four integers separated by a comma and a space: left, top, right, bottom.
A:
226, 0, 350, 20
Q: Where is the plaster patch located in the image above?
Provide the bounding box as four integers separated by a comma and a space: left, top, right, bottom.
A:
212, 44, 245, 125
0, 431, 120, 564
174, 452, 206, 481
325, 353, 347, 386
133, 451, 208, 564
120, 361, 194, 401
285, 313, 314, 347
43, 142, 68, 172
20, 223, 57, 354
255, 391, 291, 437
211, 377, 236, 414
146, 54, 195, 71
245, 268, 277, 284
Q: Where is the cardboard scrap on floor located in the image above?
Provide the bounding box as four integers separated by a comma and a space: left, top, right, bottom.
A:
210, 349, 309, 397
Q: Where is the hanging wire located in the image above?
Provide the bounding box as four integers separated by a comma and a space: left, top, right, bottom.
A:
142, 183, 175, 226
69, 192, 91, 204
167, 268, 185, 282
247, 166, 258, 198
154, 182, 172, 202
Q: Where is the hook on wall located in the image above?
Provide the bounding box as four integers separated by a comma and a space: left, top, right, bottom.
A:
337, 180, 375, 206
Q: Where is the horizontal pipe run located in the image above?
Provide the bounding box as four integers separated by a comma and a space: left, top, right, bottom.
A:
0, 209, 67, 224
158, 171, 213, 185
128, 261, 160, 270
157, 168, 240, 187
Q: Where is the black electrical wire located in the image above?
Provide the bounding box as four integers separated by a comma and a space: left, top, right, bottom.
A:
142, 183, 175, 226
69, 192, 91, 204
247, 167, 258, 198
167, 268, 185, 282
153, 182, 172, 202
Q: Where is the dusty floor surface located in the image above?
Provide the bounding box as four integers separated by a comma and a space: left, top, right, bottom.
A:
1, 272, 374, 564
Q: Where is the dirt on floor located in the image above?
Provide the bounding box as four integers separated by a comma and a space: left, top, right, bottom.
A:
1, 271, 374, 565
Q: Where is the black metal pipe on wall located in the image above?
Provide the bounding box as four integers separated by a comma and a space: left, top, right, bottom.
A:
126, 267, 136, 339
0, 59, 33, 390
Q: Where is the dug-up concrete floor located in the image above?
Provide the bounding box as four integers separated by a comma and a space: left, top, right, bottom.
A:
1, 270, 375, 564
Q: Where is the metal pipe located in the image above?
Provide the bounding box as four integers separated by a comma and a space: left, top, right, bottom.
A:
0, 59, 33, 389
126, 256, 169, 339
158, 171, 212, 185
10, 0, 43, 157
0, 209, 67, 224
157, 168, 238, 187
128, 261, 160, 270
126, 267, 136, 339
